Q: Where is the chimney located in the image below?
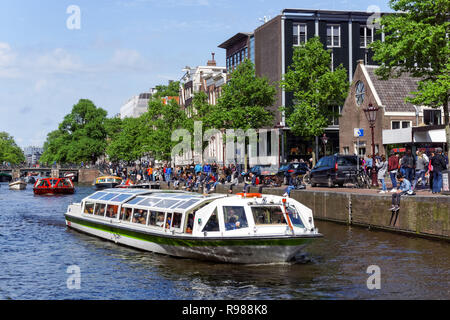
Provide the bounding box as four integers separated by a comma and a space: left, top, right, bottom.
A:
357, 59, 364, 65
207, 52, 216, 66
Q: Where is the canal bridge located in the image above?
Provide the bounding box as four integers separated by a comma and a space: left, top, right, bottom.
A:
0, 166, 102, 183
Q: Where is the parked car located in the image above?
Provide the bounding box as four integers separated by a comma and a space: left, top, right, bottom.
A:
277, 162, 310, 183
309, 155, 360, 187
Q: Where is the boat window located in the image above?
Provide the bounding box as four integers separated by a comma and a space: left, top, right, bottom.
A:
132, 209, 148, 225
57, 179, 72, 187
176, 199, 200, 210
120, 207, 133, 222
202, 208, 220, 232
154, 211, 165, 227
154, 199, 179, 209
172, 212, 182, 229
185, 213, 194, 234
38, 179, 49, 187
84, 202, 95, 214
94, 203, 106, 217
165, 212, 173, 229
126, 196, 146, 205
106, 205, 118, 218
89, 192, 107, 200
251, 206, 286, 225
286, 206, 305, 228
110, 194, 132, 202
99, 193, 118, 201
49, 179, 58, 186
223, 206, 248, 230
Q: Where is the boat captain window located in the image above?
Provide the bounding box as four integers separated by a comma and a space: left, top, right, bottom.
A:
202, 208, 219, 232
286, 206, 305, 228
251, 206, 286, 225
223, 206, 248, 230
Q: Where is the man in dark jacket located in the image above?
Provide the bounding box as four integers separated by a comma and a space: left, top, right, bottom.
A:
431, 147, 447, 194
401, 149, 415, 182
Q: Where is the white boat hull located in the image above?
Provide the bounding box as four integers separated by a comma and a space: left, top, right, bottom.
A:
65, 214, 316, 264
9, 181, 27, 190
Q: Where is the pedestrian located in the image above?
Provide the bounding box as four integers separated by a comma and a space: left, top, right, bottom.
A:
430, 147, 447, 194
389, 173, 412, 212
412, 151, 427, 190
376, 155, 388, 193
401, 149, 415, 182
388, 150, 399, 192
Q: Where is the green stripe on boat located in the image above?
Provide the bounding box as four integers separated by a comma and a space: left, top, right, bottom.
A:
65, 215, 313, 247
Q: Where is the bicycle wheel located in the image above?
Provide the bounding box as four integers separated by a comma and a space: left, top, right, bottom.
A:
302, 172, 311, 185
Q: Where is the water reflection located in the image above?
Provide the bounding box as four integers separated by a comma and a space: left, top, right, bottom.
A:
0, 183, 449, 300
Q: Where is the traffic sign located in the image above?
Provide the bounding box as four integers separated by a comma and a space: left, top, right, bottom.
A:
354, 128, 364, 137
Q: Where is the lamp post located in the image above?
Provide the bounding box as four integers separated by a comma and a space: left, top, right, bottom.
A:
321, 134, 328, 156
363, 103, 379, 187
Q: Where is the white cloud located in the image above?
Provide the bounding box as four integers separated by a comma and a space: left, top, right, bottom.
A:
0, 42, 16, 66
110, 48, 144, 69
34, 48, 83, 74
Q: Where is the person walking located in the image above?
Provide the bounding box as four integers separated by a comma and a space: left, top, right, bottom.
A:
401, 150, 415, 182
376, 155, 388, 193
388, 151, 399, 192
430, 148, 447, 194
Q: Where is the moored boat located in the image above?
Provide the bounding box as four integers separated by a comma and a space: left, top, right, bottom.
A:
93, 176, 122, 189
9, 179, 27, 190
33, 177, 75, 195
64, 189, 322, 264
0, 172, 12, 182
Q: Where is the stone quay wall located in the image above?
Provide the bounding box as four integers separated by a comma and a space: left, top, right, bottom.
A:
160, 182, 449, 241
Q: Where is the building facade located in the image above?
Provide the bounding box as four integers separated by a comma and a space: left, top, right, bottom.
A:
339, 60, 445, 157
23, 146, 43, 166
119, 92, 152, 119
218, 9, 389, 163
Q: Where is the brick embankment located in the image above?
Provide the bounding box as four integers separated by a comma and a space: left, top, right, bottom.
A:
161, 181, 450, 241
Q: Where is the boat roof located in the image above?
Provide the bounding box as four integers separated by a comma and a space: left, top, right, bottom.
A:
82, 189, 227, 213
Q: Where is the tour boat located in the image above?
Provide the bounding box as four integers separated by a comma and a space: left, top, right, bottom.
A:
33, 177, 75, 195
93, 176, 123, 189
0, 172, 12, 182
9, 180, 27, 190
64, 189, 322, 264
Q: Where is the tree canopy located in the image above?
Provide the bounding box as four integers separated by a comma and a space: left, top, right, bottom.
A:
370, 0, 450, 124
0, 132, 25, 164
40, 99, 108, 164
213, 59, 276, 130
280, 37, 349, 137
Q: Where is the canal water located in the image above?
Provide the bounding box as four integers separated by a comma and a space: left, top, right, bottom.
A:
0, 183, 448, 300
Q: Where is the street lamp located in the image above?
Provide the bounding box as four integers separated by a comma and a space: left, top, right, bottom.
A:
363, 103, 379, 187
321, 134, 328, 156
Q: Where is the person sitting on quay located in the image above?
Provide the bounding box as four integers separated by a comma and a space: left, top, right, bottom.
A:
389, 173, 412, 212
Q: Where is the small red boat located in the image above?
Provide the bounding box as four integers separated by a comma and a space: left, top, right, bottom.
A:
33, 177, 75, 195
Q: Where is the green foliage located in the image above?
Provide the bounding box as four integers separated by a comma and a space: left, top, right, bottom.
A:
370, 0, 450, 123
0, 132, 25, 164
106, 117, 145, 162
153, 81, 180, 99
280, 37, 349, 137
40, 99, 108, 163
214, 59, 276, 130
140, 97, 189, 161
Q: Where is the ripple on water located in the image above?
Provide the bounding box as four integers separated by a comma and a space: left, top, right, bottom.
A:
0, 184, 449, 299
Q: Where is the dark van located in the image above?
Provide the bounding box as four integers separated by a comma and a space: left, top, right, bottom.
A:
310, 155, 359, 187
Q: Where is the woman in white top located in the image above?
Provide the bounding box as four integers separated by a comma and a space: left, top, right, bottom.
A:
376, 155, 388, 193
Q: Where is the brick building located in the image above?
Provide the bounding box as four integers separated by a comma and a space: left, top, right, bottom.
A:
339, 60, 445, 157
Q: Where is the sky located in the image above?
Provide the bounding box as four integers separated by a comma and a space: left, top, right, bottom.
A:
0, 0, 391, 149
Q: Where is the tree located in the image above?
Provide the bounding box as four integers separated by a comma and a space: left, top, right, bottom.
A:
214, 59, 276, 130
141, 97, 189, 161
106, 117, 145, 162
0, 132, 25, 164
40, 99, 109, 164
370, 0, 450, 131
280, 37, 349, 138
153, 81, 180, 99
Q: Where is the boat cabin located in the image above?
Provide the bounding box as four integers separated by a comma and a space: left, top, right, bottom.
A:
78, 189, 315, 237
